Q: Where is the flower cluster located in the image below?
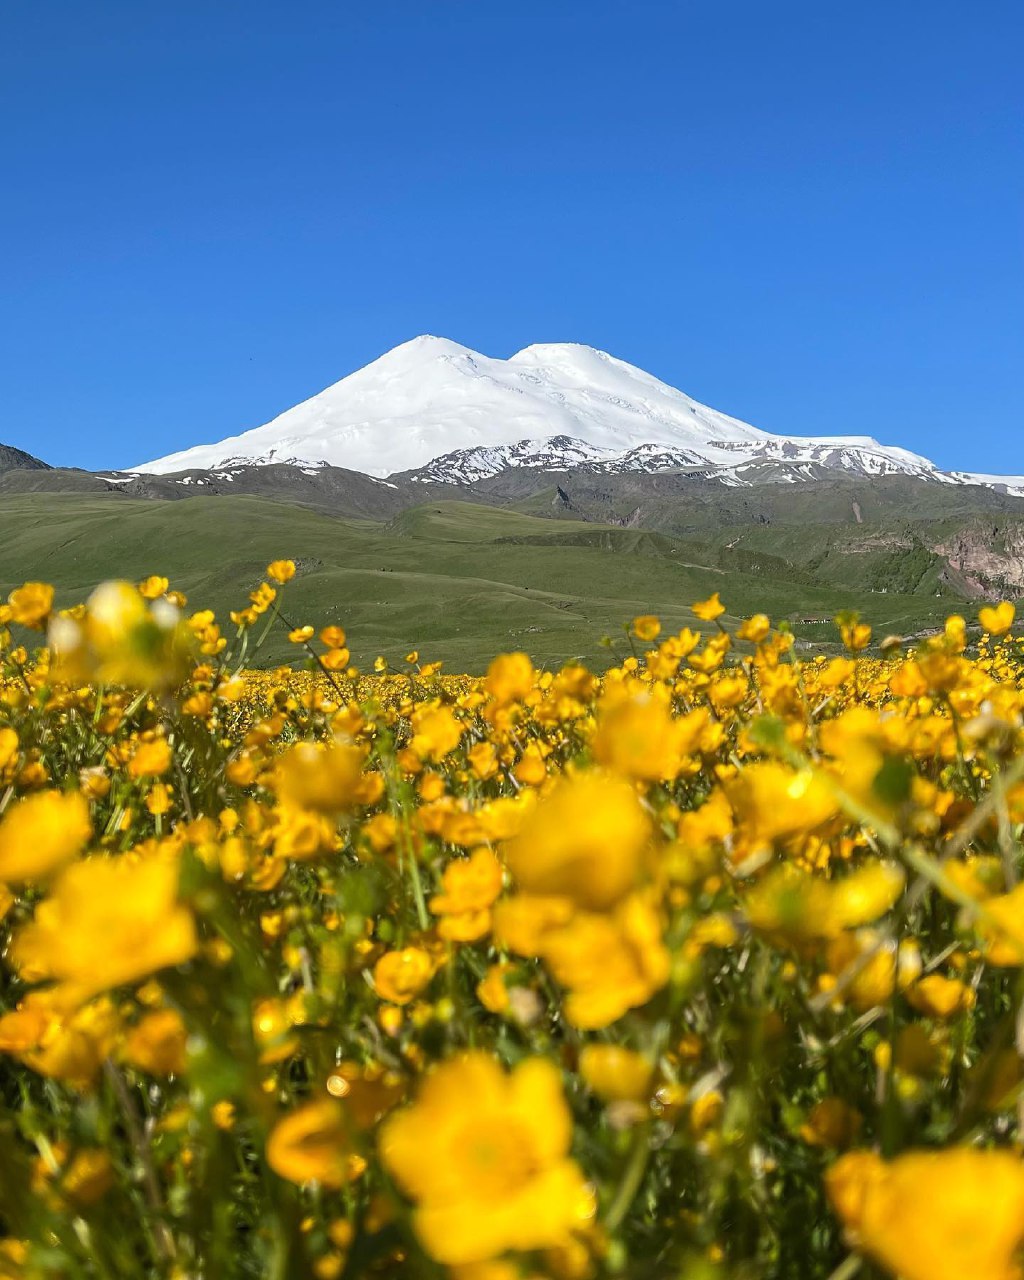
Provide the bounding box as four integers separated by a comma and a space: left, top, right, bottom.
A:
1, 570, 1023, 1278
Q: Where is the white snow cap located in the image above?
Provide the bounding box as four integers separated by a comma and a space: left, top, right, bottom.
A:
136, 336, 991, 487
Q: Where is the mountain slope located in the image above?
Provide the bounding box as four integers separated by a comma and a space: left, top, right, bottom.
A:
0, 443, 50, 473
135, 336, 946, 485
0, 491, 972, 670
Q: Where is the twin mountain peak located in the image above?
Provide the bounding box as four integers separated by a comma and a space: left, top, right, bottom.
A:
62, 336, 1024, 496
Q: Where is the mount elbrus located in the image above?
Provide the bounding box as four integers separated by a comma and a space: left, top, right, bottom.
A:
133, 336, 1024, 494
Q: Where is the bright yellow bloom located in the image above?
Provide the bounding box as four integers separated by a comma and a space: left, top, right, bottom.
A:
484, 652, 535, 704
123, 1009, 188, 1075
380, 1053, 594, 1265
979, 601, 1015, 636
737, 613, 771, 643
49, 580, 192, 689
540, 894, 670, 1028
631, 615, 661, 642
830, 862, 906, 928
128, 737, 173, 779
252, 997, 300, 1063
827, 1148, 1024, 1280
503, 771, 651, 911
838, 614, 872, 651
267, 1101, 363, 1188
476, 964, 513, 1014
0, 790, 90, 882
591, 695, 699, 782
579, 1045, 653, 1101
430, 848, 504, 941
0, 992, 120, 1089
373, 947, 435, 1005
692, 593, 725, 622
12, 853, 197, 1002
725, 763, 837, 852
409, 703, 464, 762
0, 727, 17, 775
8, 582, 54, 629
975, 883, 1024, 965
266, 559, 297, 584
274, 740, 368, 815
907, 973, 975, 1020
137, 575, 169, 600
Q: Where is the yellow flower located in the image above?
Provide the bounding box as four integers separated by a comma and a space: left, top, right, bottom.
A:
830, 862, 905, 929
321, 646, 351, 671
591, 695, 695, 783
689, 1090, 723, 1135
212, 1100, 237, 1131
128, 737, 173, 779
826, 1148, 1024, 1280
540, 894, 670, 1028
0, 790, 91, 882
838, 614, 872, 651
467, 740, 499, 780
979, 601, 1015, 636
907, 973, 975, 1020
737, 613, 771, 643
692, 593, 725, 622
579, 1045, 653, 1101
503, 772, 651, 911
0, 727, 18, 776
631, 615, 661, 642
0, 993, 119, 1089
267, 1101, 363, 1188
320, 625, 347, 648
725, 763, 837, 853
379, 1053, 594, 1265
975, 882, 1024, 965
944, 613, 968, 652
476, 964, 513, 1014
409, 704, 464, 762
373, 947, 435, 1005
8, 582, 54, 629
430, 848, 504, 941
253, 997, 300, 1063
12, 853, 197, 1001
267, 559, 297, 584
123, 1009, 187, 1075
137, 575, 169, 600
274, 741, 368, 815
484, 652, 536, 704
50, 580, 192, 689
744, 863, 838, 944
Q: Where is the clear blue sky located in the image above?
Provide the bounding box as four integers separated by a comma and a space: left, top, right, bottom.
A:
1, 2, 1020, 473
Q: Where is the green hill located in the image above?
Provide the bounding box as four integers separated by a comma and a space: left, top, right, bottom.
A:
0, 492, 970, 671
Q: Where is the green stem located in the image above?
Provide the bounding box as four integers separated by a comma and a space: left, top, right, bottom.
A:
604, 1121, 652, 1234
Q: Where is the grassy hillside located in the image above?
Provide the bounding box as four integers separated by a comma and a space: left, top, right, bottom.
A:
0, 492, 969, 670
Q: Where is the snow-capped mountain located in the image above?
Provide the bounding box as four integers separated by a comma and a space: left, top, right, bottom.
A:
136, 335, 1010, 492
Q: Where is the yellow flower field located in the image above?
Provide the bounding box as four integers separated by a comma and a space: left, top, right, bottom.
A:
2, 566, 1024, 1278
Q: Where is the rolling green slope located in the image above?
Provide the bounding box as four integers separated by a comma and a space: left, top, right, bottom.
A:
0, 493, 963, 671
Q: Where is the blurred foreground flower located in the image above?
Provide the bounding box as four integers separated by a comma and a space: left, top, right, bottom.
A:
380, 1053, 594, 1265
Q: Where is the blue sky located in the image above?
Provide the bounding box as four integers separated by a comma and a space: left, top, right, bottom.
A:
1, 1, 1020, 472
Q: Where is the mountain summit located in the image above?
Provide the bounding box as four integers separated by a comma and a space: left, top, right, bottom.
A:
135, 337, 1012, 491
